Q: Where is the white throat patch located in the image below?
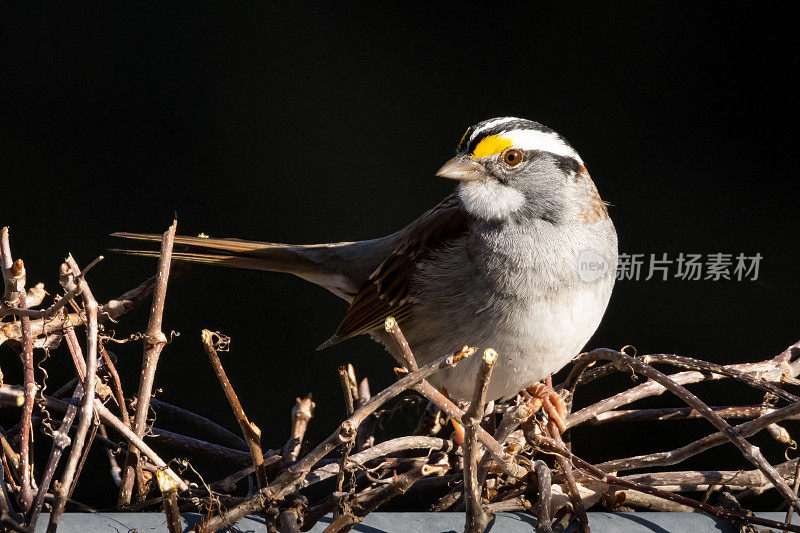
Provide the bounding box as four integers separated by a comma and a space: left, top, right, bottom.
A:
458, 180, 526, 220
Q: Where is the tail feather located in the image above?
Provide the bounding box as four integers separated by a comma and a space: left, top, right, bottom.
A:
110, 232, 371, 301
316, 335, 342, 351
113, 230, 401, 349
111, 232, 297, 254
107, 248, 280, 271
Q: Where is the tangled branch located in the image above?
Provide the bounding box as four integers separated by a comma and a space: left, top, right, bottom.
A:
1, 225, 799, 533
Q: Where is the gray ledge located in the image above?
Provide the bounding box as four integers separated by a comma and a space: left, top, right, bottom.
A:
34, 512, 800, 532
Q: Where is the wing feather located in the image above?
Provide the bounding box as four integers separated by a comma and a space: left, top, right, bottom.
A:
321, 194, 468, 348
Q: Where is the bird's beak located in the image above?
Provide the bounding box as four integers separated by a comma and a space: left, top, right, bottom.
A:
435, 155, 485, 181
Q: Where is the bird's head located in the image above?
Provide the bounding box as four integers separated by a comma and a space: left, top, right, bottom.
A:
437, 117, 608, 224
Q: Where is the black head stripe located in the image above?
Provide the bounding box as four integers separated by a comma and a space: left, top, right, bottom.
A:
553, 154, 583, 175
456, 126, 472, 152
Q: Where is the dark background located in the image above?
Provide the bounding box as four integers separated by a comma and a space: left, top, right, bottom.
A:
2, 3, 799, 509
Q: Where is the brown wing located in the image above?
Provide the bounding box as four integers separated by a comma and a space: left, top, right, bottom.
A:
318, 194, 468, 349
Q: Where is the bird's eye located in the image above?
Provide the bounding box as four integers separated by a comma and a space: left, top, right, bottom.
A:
502, 148, 523, 167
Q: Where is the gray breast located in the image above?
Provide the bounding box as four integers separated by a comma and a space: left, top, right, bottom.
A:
385, 217, 617, 401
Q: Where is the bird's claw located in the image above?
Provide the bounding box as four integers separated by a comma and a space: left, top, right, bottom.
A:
525, 379, 567, 434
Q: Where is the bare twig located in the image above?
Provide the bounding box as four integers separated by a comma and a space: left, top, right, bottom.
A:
476, 399, 535, 492
98, 403, 188, 489
484, 496, 531, 513
638, 353, 798, 402
463, 349, 496, 533
0, 386, 188, 491
567, 355, 792, 429
0, 431, 20, 479
338, 365, 356, 417
305, 436, 455, 486
97, 344, 147, 496
594, 384, 800, 475
201, 329, 268, 489
98, 424, 122, 486
535, 434, 800, 532
1, 227, 15, 303
26, 384, 83, 528
414, 382, 527, 480
545, 382, 589, 533
46, 257, 100, 533
620, 489, 698, 512
210, 464, 256, 493
149, 427, 252, 465
334, 366, 357, 515
0, 438, 20, 529
618, 459, 799, 492
355, 378, 375, 451
0, 456, 12, 515
279, 508, 300, 533
68, 418, 99, 498
533, 460, 553, 533
300, 494, 341, 531
555, 450, 589, 532
1, 274, 156, 348
199, 346, 476, 532
286, 394, 315, 462
0, 257, 101, 320
384, 317, 418, 371
100, 275, 157, 321
569, 348, 800, 508
328, 465, 429, 532
99, 344, 131, 427
591, 405, 774, 424
413, 401, 444, 437
1, 509, 30, 533
385, 320, 528, 480
760, 392, 795, 448
156, 469, 181, 533
6, 222, 800, 529
119, 220, 176, 505
786, 458, 800, 530
150, 398, 247, 452
15, 260, 35, 513
0, 233, 37, 512
565, 351, 799, 404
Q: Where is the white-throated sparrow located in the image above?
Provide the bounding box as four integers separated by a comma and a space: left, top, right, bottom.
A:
114, 117, 617, 404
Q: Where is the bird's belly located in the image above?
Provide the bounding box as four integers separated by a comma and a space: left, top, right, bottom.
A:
377, 283, 611, 401
371, 222, 616, 402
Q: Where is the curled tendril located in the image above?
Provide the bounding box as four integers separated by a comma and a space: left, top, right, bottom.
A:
209, 331, 231, 352
785, 440, 798, 461
620, 345, 637, 357
36, 347, 55, 437
616, 345, 641, 381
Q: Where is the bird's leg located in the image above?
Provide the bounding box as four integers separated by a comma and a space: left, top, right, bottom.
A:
448, 397, 495, 447
451, 419, 466, 446
429, 386, 468, 446
526, 375, 567, 434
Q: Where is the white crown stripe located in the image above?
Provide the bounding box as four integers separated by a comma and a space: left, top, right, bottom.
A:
503, 129, 583, 164
468, 118, 583, 164
468, 117, 519, 141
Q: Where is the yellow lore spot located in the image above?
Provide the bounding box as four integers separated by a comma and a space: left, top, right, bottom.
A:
471, 135, 513, 159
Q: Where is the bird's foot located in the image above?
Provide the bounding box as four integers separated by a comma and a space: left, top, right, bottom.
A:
451, 418, 465, 446
525, 376, 567, 434
432, 386, 467, 446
